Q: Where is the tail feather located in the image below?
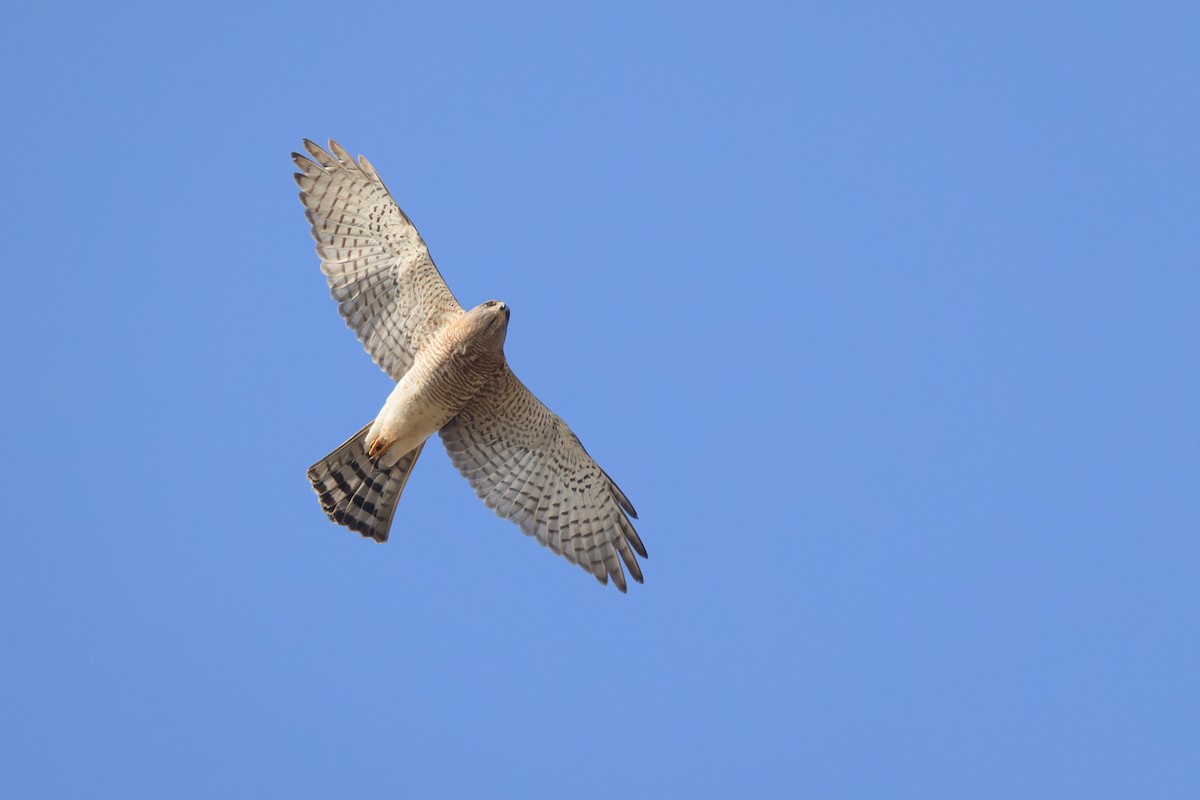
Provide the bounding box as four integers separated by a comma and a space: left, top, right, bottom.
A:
307, 422, 424, 542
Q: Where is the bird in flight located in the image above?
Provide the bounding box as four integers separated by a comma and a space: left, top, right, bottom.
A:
294, 140, 646, 591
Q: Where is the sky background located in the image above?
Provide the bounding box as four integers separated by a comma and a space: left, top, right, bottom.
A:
3, 1, 1198, 797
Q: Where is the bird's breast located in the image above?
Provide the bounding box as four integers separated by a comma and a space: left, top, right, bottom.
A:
366, 324, 505, 466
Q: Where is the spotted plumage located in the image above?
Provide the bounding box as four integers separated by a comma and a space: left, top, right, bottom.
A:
296, 140, 645, 591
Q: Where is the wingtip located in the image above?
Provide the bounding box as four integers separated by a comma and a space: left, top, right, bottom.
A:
292, 152, 324, 177
302, 139, 337, 168
328, 139, 353, 164
608, 565, 629, 593
358, 153, 381, 181
605, 477, 638, 519
617, 514, 647, 559
622, 494, 639, 519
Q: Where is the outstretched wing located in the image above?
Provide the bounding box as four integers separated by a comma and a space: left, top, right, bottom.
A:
439, 367, 646, 592
294, 139, 462, 381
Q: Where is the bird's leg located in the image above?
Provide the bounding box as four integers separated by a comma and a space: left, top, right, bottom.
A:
368, 435, 393, 460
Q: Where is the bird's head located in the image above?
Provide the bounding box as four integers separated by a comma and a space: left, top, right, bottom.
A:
463, 299, 510, 354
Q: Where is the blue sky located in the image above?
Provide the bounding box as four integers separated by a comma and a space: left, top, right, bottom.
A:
3, 1, 1198, 797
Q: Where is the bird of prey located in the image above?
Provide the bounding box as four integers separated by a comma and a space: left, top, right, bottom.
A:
294, 140, 646, 591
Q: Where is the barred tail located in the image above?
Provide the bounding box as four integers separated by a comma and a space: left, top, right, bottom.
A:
307, 422, 425, 543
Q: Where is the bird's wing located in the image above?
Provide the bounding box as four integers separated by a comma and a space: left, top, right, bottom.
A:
439, 366, 645, 591
294, 139, 463, 381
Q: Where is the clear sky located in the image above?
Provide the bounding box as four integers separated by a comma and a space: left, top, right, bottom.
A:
3, 1, 1198, 797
